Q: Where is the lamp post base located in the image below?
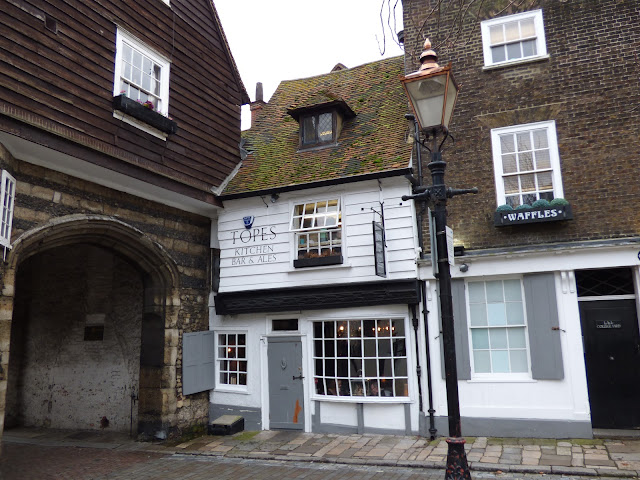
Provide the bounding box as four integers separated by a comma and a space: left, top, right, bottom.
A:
445, 437, 471, 480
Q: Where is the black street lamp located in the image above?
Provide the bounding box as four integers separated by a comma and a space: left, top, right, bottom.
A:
401, 39, 477, 480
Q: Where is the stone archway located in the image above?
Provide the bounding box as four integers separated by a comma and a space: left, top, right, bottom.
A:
0, 214, 181, 438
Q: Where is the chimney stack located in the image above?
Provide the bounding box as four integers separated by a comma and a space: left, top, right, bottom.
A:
250, 82, 266, 127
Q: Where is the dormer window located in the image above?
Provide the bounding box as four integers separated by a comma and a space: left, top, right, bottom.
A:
287, 97, 356, 150
302, 112, 335, 146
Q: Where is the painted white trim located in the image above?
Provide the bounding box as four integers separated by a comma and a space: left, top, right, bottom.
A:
0, 170, 16, 249
578, 294, 636, 302
480, 9, 547, 68
465, 277, 533, 378
113, 27, 171, 116
112, 111, 168, 141
490, 120, 564, 207
213, 331, 248, 392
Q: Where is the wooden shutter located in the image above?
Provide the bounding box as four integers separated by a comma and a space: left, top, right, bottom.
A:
524, 273, 564, 380
441, 278, 472, 380
183, 331, 216, 395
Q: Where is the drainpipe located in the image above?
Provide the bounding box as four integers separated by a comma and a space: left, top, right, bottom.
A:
410, 304, 423, 414
407, 114, 437, 439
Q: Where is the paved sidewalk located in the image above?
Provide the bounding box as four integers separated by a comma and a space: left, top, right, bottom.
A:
3, 428, 640, 478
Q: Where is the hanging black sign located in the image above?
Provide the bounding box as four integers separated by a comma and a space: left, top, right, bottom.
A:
373, 221, 386, 278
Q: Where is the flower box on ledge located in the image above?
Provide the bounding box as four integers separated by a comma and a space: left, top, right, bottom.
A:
494, 204, 573, 227
112, 95, 178, 135
293, 254, 343, 268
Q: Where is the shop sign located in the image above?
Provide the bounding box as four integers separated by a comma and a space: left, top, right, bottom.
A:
230, 217, 278, 265
494, 204, 573, 227
596, 320, 622, 330
373, 221, 386, 277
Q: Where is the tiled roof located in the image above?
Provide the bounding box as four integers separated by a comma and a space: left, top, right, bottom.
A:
222, 56, 412, 196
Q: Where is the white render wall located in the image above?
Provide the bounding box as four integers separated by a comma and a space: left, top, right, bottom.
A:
418, 243, 640, 429
209, 303, 419, 434
217, 177, 418, 292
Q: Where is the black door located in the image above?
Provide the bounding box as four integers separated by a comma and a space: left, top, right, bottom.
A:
579, 299, 640, 428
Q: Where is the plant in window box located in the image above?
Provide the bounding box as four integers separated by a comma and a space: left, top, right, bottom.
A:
112, 94, 178, 135
294, 247, 342, 268
494, 197, 572, 227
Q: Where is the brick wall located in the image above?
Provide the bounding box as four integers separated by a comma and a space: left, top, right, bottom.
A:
403, 0, 640, 251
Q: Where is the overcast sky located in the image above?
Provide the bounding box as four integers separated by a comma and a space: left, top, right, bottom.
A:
214, 0, 405, 129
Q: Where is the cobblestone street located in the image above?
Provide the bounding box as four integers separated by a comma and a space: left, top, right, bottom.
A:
2, 428, 639, 479
0, 443, 632, 480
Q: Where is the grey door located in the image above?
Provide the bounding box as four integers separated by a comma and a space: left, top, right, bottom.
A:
268, 337, 304, 430
579, 299, 640, 428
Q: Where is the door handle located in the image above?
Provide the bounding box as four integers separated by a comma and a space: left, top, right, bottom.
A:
292, 374, 304, 380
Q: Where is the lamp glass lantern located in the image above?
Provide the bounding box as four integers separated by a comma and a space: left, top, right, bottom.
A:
401, 66, 459, 132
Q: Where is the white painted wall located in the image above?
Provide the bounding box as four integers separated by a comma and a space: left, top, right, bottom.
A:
418, 243, 640, 425
217, 177, 418, 292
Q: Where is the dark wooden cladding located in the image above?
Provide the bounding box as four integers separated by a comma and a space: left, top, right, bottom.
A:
0, 0, 247, 193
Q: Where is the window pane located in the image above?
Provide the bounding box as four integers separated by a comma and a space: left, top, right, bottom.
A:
520, 18, 535, 37
350, 358, 362, 376
337, 321, 347, 337
302, 116, 316, 144
474, 351, 491, 373
518, 152, 534, 172
324, 322, 335, 338
378, 339, 391, 357
502, 154, 517, 173
506, 195, 520, 208
520, 174, 536, 192
394, 358, 407, 376
537, 172, 553, 189
532, 129, 548, 149
366, 380, 380, 396
379, 359, 392, 376
504, 21, 520, 41
504, 177, 520, 195
534, 149, 551, 169
132, 50, 142, 68
491, 350, 510, 373
506, 42, 521, 60
392, 338, 406, 356
351, 380, 364, 396
468, 282, 485, 303
318, 113, 333, 142
489, 328, 508, 349
521, 39, 537, 57
506, 302, 525, 325
487, 303, 507, 326
500, 134, 515, 153
324, 340, 335, 357
510, 350, 528, 372
364, 358, 377, 376
392, 319, 405, 336
503, 279, 522, 301
485, 281, 503, 302
395, 378, 408, 397
516, 132, 531, 151
363, 339, 376, 357
469, 304, 488, 327
489, 24, 504, 44
522, 193, 537, 205
508, 328, 527, 348
326, 379, 337, 395
472, 329, 490, 349
350, 322, 362, 337
491, 45, 506, 63
363, 320, 376, 337
378, 319, 391, 336
325, 359, 335, 376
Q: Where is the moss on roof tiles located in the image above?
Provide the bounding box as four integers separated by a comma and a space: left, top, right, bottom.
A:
224, 56, 411, 195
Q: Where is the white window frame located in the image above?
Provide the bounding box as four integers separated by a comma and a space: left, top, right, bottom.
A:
290, 198, 343, 265
113, 28, 171, 115
0, 170, 16, 250
311, 318, 409, 401
480, 10, 548, 69
215, 331, 248, 392
491, 120, 564, 208
466, 278, 532, 380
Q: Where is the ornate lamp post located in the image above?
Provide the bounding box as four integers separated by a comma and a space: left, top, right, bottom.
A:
401, 40, 477, 480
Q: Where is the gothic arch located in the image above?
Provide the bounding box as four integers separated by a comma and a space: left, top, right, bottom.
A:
2, 214, 182, 437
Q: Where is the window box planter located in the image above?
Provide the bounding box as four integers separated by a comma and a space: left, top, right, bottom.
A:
494, 204, 573, 227
293, 254, 342, 268
112, 95, 178, 135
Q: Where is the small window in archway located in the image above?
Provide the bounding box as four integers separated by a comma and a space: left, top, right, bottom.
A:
84, 313, 105, 341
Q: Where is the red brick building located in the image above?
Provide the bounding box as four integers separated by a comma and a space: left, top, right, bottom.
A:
401, 0, 640, 437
